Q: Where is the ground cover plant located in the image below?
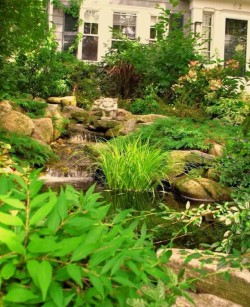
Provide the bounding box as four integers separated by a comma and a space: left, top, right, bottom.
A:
94, 136, 170, 192
0, 170, 193, 306
128, 116, 241, 152
0, 130, 55, 166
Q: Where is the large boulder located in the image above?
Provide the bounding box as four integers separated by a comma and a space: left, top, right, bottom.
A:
0, 100, 13, 115
168, 150, 214, 180
31, 118, 53, 144
0, 110, 34, 136
45, 104, 67, 140
134, 114, 166, 123
60, 96, 77, 107
159, 248, 250, 307
173, 177, 231, 202
209, 143, 224, 157
105, 119, 137, 137
47, 97, 62, 104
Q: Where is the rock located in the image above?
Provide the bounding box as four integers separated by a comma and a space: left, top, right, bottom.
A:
94, 119, 121, 131
175, 293, 242, 307
33, 97, 46, 103
115, 108, 133, 121
62, 106, 87, 118
209, 143, 224, 157
168, 150, 214, 179
31, 118, 53, 144
0, 100, 13, 114
45, 104, 67, 140
159, 248, 250, 307
134, 114, 166, 123
206, 168, 220, 182
0, 111, 34, 136
47, 97, 62, 104
92, 97, 118, 119
60, 96, 77, 107
173, 177, 231, 202
105, 119, 137, 137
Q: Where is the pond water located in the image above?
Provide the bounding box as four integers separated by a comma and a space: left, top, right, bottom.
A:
40, 133, 224, 249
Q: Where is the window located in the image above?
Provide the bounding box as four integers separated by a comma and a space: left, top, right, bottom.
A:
202, 13, 213, 60
63, 13, 78, 52
149, 16, 158, 42
224, 18, 247, 76
82, 10, 99, 61
112, 12, 136, 40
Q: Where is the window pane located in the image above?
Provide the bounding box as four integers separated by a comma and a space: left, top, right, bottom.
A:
82, 36, 98, 61
65, 13, 77, 31
84, 23, 91, 34
63, 34, 77, 52
150, 27, 156, 39
92, 23, 99, 35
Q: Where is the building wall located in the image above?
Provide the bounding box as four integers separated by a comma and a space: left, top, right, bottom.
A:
190, 0, 250, 64
51, 0, 250, 65
51, 0, 190, 61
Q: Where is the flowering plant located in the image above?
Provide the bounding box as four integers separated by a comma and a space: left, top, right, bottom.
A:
172, 59, 244, 108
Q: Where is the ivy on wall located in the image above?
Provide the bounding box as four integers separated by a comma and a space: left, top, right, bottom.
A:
52, 0, 83, 18
52, 0, 84, 53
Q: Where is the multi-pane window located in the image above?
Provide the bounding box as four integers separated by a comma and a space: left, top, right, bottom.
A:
113, 12, 136, 39
169, 13, 183, 32
202, 13, 213, 60
82, 10, 99, 61
224, 18, 248, 76
63, 13, 78, 52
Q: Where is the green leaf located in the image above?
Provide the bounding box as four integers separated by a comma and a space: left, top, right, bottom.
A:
0, 227, 25, 255
4, 288, 39, 303
89, 274, 104, 298
29, 194, 57, 226
53, 236, 84, 257
0, 196, 25, 209
28, 237, 59, 253
1, 262, 16, 279
30, 192, 51, 209
27, 260, 52, 300
184, 252, 202, 265
112, 276, 136, 288
0, 211, 23, 226
48, 281, 64, 307
112, 209, 131, 224
66, 264, 83, 288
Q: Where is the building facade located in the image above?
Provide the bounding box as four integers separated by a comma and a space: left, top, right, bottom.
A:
49, 0, 250, 67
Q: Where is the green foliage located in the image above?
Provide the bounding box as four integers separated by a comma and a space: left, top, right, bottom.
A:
0, 130, 55, 166
0, 170, 191, 306
95, 136, 170, 191
205, 97, 250, 125
102, 9, 199, 99
214, 135, 250, 201
12, 99, 47, 119
0, 0, 48, 67
172, 59, 243, 108
130, 117, 240, 151
52, 0, 83, 18
130, 98, 161, 115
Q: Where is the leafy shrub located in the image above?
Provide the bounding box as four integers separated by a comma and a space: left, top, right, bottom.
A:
215, 135, 250, 201
12, 99, 47, 118
129, 98, 161, 115
205, 97, 250, 125
130, 117, 240, 151
95, 136, 170, 191
101, 8, 199, 100
172, 59, 243, 108
0, 170, 191, 306
0, 130, 55, 166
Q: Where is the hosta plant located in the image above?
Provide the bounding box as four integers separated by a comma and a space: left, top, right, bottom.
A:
0, 170, 191, 306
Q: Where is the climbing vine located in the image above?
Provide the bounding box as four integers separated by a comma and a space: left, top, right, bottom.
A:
52, 0, 84, 53
52, 0, 83, 18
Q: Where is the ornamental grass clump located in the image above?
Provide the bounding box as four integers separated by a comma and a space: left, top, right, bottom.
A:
95, 136, 169, 192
